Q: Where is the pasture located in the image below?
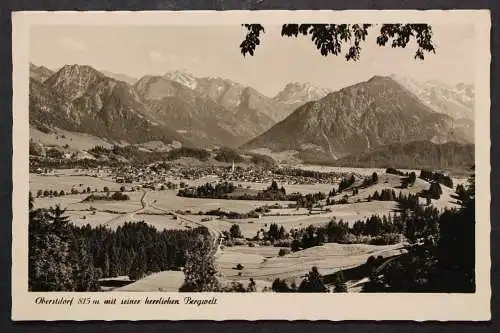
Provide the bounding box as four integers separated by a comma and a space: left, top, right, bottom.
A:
216, 242, 406, 282
30, 126, 114, 151
208, 201, 398, 239
30, 173, 121, 193
147, 190, 294, 214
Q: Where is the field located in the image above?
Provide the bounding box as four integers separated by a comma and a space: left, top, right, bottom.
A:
30, 126, 114, 151
113, 242, 406, 292
216, 242, 406, 282
30, 166, 464, 292
30, 173, 122, 193
30, 168, 461, 236
189, 201, 396, 239
147, 190, 294, 214
107, 242, 405, 292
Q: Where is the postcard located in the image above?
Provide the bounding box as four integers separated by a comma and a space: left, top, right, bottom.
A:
12, 9, 491, 321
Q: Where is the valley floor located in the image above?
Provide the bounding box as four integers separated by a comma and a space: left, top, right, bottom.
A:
30, 168, 464, 292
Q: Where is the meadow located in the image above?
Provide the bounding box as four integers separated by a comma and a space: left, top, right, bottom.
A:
29, 166, 463, 292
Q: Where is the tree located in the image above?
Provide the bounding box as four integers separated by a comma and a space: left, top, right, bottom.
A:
270, 181, 279, 192
428, 182, 443, 200
229, 224, 243, 238
240, 24, 435, 60
29, 201, 74, 291
298, 266, 328, 292
179, 234, 220, 292
47, 205, 70, 231
408, 172, 417, 185
247, 278, 257, 292
334, 272, 348, 293
267, 223, 280, 241
271, 278, 295, 292
436, 166, 475, 292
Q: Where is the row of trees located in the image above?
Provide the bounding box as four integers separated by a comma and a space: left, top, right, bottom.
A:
399, 171, 418, 188
35, 186, 127, 199
289, 191, 441, 251
386, 168, 409, 176
419, 170, 454, 188
368, 188, 398, 202
360, 172, 379, 187
271, 267, 347, 293
273, 168, 338, 181
338, 175, 356, 192
177, 181, 327, 209
177, 181, 236, 198
82, 192, 130, 202
214, 147, 244, 163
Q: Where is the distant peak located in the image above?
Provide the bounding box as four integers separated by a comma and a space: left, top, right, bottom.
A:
368, 75, 393, 82
165, 69, 192, 75
58, 64, 102, 76
163, 70, 197, 89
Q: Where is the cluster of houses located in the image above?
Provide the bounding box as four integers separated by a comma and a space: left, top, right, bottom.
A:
222, 166, 341, 186
90, 162, 343, 192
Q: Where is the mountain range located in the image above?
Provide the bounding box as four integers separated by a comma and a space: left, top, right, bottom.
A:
391, 75, 474, 121
242, 76, 474, 160
30, 63, 55, 83
30, 65, 188, 147
29, 62, 475, 169
29, 63, 329, 148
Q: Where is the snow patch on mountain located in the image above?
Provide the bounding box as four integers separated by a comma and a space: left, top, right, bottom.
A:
273, 82, 331, 104
164, 70, 198, 90
390, 75, 475, 121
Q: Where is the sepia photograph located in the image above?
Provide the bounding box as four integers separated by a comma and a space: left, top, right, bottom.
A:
12, 10, 491, 321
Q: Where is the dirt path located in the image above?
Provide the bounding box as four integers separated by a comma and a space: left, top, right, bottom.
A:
148, 201, 223, 255
102, 190, 148, 226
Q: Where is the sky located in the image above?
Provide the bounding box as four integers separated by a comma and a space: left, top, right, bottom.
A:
30, 24, 475, 97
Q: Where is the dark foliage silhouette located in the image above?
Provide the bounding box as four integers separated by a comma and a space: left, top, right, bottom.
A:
241, 24, 435, 60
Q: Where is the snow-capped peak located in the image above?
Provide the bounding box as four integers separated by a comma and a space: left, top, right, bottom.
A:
163, 69, 198, 89
390, 74, 475, 120
273, 82, 331, 104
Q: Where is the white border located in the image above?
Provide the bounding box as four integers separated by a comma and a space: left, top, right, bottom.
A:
12, 10, 491, 321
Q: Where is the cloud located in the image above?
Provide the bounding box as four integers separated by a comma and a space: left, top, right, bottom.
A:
60, 36, 87, 51
149, 50, 166, 65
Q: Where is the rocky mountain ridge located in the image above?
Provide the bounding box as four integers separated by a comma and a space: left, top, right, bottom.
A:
242, 76, 474, 160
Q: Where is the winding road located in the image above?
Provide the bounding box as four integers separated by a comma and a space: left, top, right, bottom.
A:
99, 188, 223, 253
102, 190, 148, 226
146, 196, 223, 255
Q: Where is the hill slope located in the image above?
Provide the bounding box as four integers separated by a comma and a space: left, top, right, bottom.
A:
134, 75, 250, 147
30, 65, 188, 146
242, 76, 472, 160
331, 141, 474, 171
